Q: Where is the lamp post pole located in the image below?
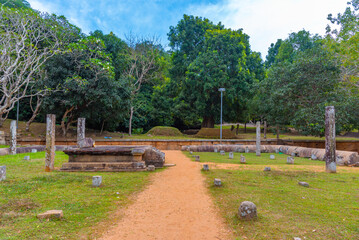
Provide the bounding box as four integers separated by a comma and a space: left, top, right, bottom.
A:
219, 88, 226, 144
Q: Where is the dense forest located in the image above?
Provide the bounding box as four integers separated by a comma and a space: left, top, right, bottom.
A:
1, 0, 359, 137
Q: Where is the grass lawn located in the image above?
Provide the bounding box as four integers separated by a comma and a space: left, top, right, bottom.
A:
0, 152, 152, 240
0, 145, 8, 148
187, 152, 359, 240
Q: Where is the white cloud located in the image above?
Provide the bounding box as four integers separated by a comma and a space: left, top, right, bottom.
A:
187, 0, 348, 57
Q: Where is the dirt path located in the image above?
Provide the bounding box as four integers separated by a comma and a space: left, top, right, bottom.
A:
100, 150, 233, 240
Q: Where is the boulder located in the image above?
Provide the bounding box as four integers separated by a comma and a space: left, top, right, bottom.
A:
238, 201, 257, 220
203, 164, 209, 171
298, 181, 309, 187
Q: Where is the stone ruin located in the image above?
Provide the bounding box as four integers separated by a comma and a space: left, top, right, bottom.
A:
182, 144, 359, 167
60, 145, 165, 172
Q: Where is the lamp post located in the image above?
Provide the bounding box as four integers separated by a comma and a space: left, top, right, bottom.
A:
218, 88, 226, 144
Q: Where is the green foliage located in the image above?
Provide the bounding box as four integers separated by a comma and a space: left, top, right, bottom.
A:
255, 31, 346, 136
168, 15, 264, 128
0, 0, 30, 9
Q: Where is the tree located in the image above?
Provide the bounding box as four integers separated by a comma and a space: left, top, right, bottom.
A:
42, 36, 118, 136
121, 36, 167, 135
256, 31, 345, 136
0, 0, 31, 9
0, 7, 63, 126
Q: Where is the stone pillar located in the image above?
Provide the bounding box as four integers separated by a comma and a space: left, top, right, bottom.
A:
0, 131, 5, 145
77, 118, 86, 145
10, 120, 16, 154
325, 106, 336, 173
256, 121, 261, 156
45, 114, 56, 172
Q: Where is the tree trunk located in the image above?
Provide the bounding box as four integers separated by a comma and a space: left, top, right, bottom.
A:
264, 121, 267, 139
236, 124, 239, 135
244, 123, 247, 133
276, 125, 280, 141
100, 120, 105, 135
129, 106, 134, 136
201, 116, 215, 128
61, 107, 74, 137
26, 97, 43, 132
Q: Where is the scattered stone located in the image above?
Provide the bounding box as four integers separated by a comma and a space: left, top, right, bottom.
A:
240, 155, 246, 164
24, 156, 30, 161
293, 238, 302, 240
214, 178, 222, 186
37, 210, 63, 220
220, 150, 225, 156
147, 165, 156, 171
0, 166, 5, 181
291, 152, 298, 157
214, 148, 218, 153
92, 176, 102, 187
31, 149, 37, 153
239, 201, 257, 220
229, 152, 234, 159
264, 167, 271, 171
245, 146, 249, 153
275, 149, 279, 154
190, 151, 193, 155
298, 181, 309, 187
203, 164, 209, 171
270, 155, 275, 160
287, 156, 294, 164
311, 154, 317, 160
195, 155, 200, 162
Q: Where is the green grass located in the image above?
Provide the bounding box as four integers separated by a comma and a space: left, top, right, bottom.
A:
0, 145, 8, 148
0, 152, 152, 240
189, 152, 359, 239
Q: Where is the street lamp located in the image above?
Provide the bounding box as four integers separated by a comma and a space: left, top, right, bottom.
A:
218, 88, 226, 144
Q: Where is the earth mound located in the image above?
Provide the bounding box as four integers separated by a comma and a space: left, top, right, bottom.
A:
147, 126, 183, 136
195, 128, 237, 139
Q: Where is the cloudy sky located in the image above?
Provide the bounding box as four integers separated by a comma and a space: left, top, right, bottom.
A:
28, 0, 348, 57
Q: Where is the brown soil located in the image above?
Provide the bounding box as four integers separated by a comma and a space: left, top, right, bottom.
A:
100, 150, 234, 240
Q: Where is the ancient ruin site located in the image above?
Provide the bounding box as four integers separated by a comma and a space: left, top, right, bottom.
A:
1, 0, 359, 239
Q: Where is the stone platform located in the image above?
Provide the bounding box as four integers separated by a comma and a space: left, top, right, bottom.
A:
61, 146, 165, 172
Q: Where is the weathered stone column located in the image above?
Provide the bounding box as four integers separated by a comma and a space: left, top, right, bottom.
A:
77, 118, 86, 144
45, 114, 56, 172
256, 121, 261, 156
10, 120, 17, 154
325, 106, 336, 173
0, 131, 5, 145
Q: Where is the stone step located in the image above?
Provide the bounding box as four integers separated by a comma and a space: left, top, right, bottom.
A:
60, 161, 147, 172
68, 155, 143, 163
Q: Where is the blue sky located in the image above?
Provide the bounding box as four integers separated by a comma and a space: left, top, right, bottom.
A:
28, 0, 348, 57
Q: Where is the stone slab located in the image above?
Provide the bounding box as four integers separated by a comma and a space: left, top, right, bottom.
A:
37, 210, 63, 219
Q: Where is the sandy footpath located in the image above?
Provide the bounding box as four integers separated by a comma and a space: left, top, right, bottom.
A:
100, 150, 233, 240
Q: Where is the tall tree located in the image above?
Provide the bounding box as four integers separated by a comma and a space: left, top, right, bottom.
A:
121, 36, 167, 135
0, 7, 65, 126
